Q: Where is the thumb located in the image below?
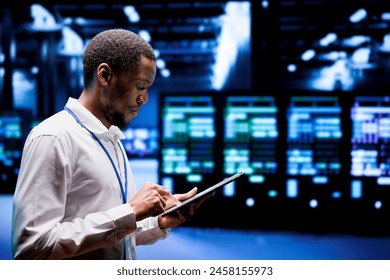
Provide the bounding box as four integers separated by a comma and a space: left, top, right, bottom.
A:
175, 187, 198, 202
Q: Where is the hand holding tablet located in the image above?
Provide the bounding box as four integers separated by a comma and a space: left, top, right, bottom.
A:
162, 172, 245, 217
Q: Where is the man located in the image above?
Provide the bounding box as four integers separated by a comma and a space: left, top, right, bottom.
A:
12, 29, 204, 259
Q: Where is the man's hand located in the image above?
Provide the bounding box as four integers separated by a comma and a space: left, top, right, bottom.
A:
129, 182, 177, 221
158, 187, 211, 230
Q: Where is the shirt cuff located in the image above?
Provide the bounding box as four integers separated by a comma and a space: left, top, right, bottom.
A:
152, 216, 171, 236
105, 204, 137, 235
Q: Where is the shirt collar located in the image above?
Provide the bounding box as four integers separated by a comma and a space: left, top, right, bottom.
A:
65, 97, 125, 140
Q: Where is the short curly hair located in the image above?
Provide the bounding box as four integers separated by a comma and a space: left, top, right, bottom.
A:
83, 29, 156, 88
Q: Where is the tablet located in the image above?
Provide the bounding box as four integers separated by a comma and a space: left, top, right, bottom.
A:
162, 172, 245, 217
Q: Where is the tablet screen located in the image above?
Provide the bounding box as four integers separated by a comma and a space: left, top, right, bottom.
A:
162, 172, 245, 217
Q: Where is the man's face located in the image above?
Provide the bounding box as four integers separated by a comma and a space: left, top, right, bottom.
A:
102, 56, 156, 129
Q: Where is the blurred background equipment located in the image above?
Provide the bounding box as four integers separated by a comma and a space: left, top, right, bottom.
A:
2, 1, 390, 258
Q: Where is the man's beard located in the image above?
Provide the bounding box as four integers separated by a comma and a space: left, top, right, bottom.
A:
108, 112, 127, 130
104, 102, 127, 130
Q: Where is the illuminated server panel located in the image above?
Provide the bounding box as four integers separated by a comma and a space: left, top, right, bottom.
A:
160, 96, 216, 193
223, 96, 278, 203
0, 112, 23, 193
0, 114, 22, 165
350, 96, 390, 211
286, 96, 343, 208
121, 127, 159, 158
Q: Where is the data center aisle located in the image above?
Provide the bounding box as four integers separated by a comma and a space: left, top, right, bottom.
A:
2, 194, 390, 260
132, 160, 390, 260
136, 226, 390, 260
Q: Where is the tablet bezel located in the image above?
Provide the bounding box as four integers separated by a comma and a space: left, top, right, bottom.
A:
161, 172, 245, 217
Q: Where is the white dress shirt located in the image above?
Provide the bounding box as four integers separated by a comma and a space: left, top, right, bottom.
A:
12, 97, 169, 259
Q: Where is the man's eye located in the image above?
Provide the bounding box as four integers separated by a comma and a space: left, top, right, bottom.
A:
137, 86, 146, 91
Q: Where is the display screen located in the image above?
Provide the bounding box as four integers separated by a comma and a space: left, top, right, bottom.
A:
351, 96, 390, 180
157, 92, 389, 232
121, 127, 159, 158
0, 115, 22, 140
160, 95, 216, 191
223, 96, 278, 178
0, 113, 23, 167
285, 96, 344, 206
349, 96, 390, 209
0, 111, 24, 193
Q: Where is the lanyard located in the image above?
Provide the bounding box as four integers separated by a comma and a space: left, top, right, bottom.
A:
64, 106, 128, 204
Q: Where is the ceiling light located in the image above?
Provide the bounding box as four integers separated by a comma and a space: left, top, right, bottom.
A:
349, 8, 367, 23
124, 5, 140, 23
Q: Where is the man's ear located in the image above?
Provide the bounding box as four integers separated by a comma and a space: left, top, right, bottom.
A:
97, 63, 111, 86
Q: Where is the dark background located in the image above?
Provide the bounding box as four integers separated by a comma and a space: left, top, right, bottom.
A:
2, 0, 390, 241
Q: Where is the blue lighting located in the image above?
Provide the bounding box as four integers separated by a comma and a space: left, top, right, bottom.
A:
13, 71, 37, 115
313, 176, 328, 184
268, 190, 278, 198
223, 96, 278, 179
160, 69, 171, 78
349, 8, 367, 23
378, 177, 390, 185
287, 96, 342, 177
287, 64, 297, 72
249, 175, 265, 183
301, 49, 316, 61
343, 35, 370, 47
212, 2, 250, 89
161, 96, 216, 180
351, 180, 362, 199
287, 179, 298, 198
332, 192, 342, 199
161, 177, 173, 194
187, 174, 202, 182
309, 199, 318, 208
351, 47, 370, 64
124, 5, 140, 23
139, 30, 151, 43
30, 66, 39, 74
374, 201, 382, 209
30, 4, 59, 31
223, 181, 235, 197
59, 27, 84, 56
0, 115, 22, 139
246, 197, 255, 207
156, 59, 166, 69
351, 97, 390, 178
319, 33, 337, 47
382, 13, 390, 21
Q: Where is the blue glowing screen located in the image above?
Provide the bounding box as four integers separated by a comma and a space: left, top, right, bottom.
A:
0, 113, 22, 167
160, 93, 390, 232
121, 127, 159, 158
285, 96, 344, 203
287, 96, 342, 177
0, 112, 23, 193
223, 96, 278, 184
351, 96, 390, 184
0, 115, 22, 140
160, 96, 216, 183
